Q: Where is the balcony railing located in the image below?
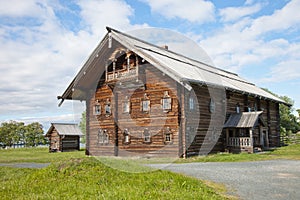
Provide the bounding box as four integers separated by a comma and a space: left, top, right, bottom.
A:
106, 68, 138, 82
228, 137, 252, 147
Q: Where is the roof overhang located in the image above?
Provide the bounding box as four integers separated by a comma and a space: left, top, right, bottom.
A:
224, 111, 264, 128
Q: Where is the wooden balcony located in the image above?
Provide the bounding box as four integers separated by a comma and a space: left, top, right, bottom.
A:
227, 137, 252, 147
106, 67, 138, 82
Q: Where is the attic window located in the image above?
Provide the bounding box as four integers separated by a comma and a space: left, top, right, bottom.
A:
141, 93, 150, 113
143, 128, 151, 143
105, 99, 111, 116
162, 91, 172, 112
98, 129, 109, 144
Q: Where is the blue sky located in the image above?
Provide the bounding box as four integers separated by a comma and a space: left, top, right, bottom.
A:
0, 0, 300, 130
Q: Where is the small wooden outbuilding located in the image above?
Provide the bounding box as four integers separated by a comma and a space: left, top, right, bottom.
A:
45, 123, 83, 152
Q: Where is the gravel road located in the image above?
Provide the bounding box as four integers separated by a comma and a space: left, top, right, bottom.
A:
148, 160, 300, 200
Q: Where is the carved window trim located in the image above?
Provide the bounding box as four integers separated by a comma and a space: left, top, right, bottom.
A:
143, 128, 151, 144
162, 91, 172, 112
141, 93, 150, 113
98, 129, 109, 145
94, 100, 101, 115
164, 127, 173, 144
123, 129, 130, 144
105, 98, 112, 116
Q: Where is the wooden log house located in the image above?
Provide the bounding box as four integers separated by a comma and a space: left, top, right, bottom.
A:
58, 27, 288, 157
46, 123, 83, 152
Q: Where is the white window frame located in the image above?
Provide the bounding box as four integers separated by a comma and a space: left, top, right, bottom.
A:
162, 91, 172, 112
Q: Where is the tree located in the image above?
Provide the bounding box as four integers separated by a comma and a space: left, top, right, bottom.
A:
0, 121, 45, 148
0, 121, 25, 148
79, 111, 86, 143
263, 88, 300, 135
24, 122, 46, 147
279, 96, 300, 134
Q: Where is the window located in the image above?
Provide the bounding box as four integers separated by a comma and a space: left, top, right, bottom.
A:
236, 103, 240, 113
123, 129, 130, 144
98, 129, 109, 144
143, 128, 151, 143
105, 99, 111, 116
189, 97, 195, 110
162, 91, 172, 112
209, 98, 215, 113
123, 96, 130, 113
142, 93, 150, 112
93, 100, 101, 115
164, 127, 172, 144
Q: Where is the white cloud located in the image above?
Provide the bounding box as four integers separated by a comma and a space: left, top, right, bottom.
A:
262, 60, 300, 83
219, 3, 262, 22
78, 0, 135, 34
242, 0, 300, 37
0, 0, 44, 17
0, 0, 144, 122
200, 0, 300, 76
142, 0, 215, 23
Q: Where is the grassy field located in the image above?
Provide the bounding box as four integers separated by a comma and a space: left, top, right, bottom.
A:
0, 144, 299, 199
0, 148, 231, 200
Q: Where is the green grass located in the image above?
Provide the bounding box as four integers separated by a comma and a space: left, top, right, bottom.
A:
1, 144, 298, 199
0, 157, 230, 200
0, 148, 231, 199
0, 147, 85, 163
177, 144, 300, 163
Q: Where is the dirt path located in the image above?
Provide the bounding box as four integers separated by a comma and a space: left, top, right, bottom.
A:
148, 160, 300, 200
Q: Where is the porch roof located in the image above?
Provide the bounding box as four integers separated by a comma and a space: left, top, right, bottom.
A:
224, 111, 264, 128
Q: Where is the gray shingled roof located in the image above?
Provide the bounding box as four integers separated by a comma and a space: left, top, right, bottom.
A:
58, 27, 287, 105
46, 123, 83, 136
224, 111, 264, 128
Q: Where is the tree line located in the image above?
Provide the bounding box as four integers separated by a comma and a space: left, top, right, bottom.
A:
0, 121, 47, 148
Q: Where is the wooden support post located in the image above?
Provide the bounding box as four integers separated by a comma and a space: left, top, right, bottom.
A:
135, 55, 139, 79
127, 55, 130, 72
267, 100, 271, 147
114, 91, 119, 156
226, 129, 229, 147
113, 60, 116, 79
179, 85, 186, 158
85, 100, 90, 155
105, 63, 108, 81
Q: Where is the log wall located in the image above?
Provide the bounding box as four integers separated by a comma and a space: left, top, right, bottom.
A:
87, 64, 180, 157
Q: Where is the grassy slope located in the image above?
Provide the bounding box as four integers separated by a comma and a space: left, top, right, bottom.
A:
0, 148, 230, 200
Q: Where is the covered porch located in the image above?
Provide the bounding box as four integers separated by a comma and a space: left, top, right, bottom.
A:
224, 111, 268, 153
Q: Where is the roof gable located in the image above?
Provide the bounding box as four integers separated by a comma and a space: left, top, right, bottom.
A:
58, 27, 287, 105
